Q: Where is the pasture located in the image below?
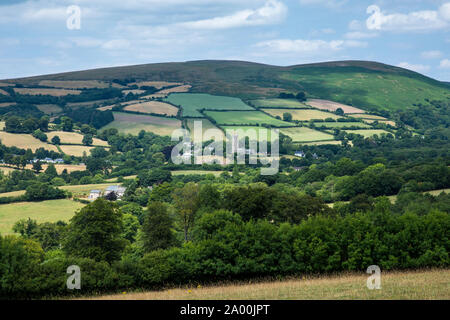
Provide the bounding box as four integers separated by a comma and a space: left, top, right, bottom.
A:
0, 132, 59, 152
280, 127, 335, 143
313, 122, 372, 129
343, 129, 393, 138
185, 118, 221, 139
307, 99, 365, 114
250, 98, 311, 109
0, 89, 9, 95
204, 110, 293, 127
58, 145, 96, 157
165, 93, 254, 117
302, 140, 343, 146
89, 269, 450, 300
262, 109, 343, 121
221, 126, 276, 141
102, 112, 182, 136
38, 80, 110, 89
122, 89, 146, 95
123, 101, 178, 116
348, 114, 388, 120
0, 199, 85, 235
363, 119, 397, 127
13, 88, 81, 97
47, 131, 109, 146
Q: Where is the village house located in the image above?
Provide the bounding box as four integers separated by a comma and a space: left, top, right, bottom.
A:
88, 190, 101, 200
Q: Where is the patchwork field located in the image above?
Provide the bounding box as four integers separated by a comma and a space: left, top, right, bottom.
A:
307, 99, 365, 114
263, 109, 343, 121
0, 89, 9, 95
250, 98, 311, 109
165, 93, 254, 117
0, 132, 59, 152
38, 80, 110, 89
90, 269, 450, 300
0, 121, 4, 130
313, 122, 372, 129
205, 111, 293, 127
280, 127, 335, 142
157, 85, 191, 95
47, 131, 109, 147
363, 119, 397, 127
221, 126, 277, 141
58, 145, 96, 157
344, 129, 393, 138
0, 199, 85, 235
123, 101, 178, 116
186, 118, 221, 139
102, 112, 182, 136
348, 114, 388, 120
13, 88, 82, 96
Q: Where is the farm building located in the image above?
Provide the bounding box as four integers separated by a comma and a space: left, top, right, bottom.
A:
105, 185, 126, 199
89, 190, 101, 200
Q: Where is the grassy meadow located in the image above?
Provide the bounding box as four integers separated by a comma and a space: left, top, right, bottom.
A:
205, 110, 293, 127
0, 199, 85, 235
165, 93, 254, 117
0, 132, 59, 152
250, 98, 311, 109
263, 109, 343, 121
47, 131, 109, 146
282, 68, 450, 111
88, 269, 450, 300
123, 101, 179, 116
280, 127, 335, 143
313, 122, 372, 129
102, 112, 182, 136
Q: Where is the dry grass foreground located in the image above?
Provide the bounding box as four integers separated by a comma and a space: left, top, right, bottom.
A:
86, 269, 450, 300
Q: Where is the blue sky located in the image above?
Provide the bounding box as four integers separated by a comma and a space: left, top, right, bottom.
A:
1, 0, 449, 81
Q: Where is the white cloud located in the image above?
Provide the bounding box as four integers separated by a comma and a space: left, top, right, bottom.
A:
366, 3, 450, 32
398, 62, 430, 73
440, 59, 450, 68
421, 50, 443, 59
180, 0, 287, 29
102, 39, 130, 50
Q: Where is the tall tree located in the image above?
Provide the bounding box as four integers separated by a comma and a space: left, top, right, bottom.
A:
63, 199, 126, 262
141, 202, 176, 252
173, 182, 200, 242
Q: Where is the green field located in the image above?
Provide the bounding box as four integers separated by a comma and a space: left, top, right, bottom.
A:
221, 126, 278, 141
344, 129, 393, 138
165, 93, 254, 117
250, 98, 311, 109
0, 199, 85, 235
282, 66, 450, 111
263, 109, 343, 121
313, 122, 372, 129
102, 112, 182, 136
205, 111, 294, 127
280, 127, 335, 143
185, 118, 220, 139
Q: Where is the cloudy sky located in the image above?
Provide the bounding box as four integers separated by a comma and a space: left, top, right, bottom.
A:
1, 0, 450, 81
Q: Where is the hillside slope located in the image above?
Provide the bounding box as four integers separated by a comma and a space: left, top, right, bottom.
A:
1, 60, 449, 112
